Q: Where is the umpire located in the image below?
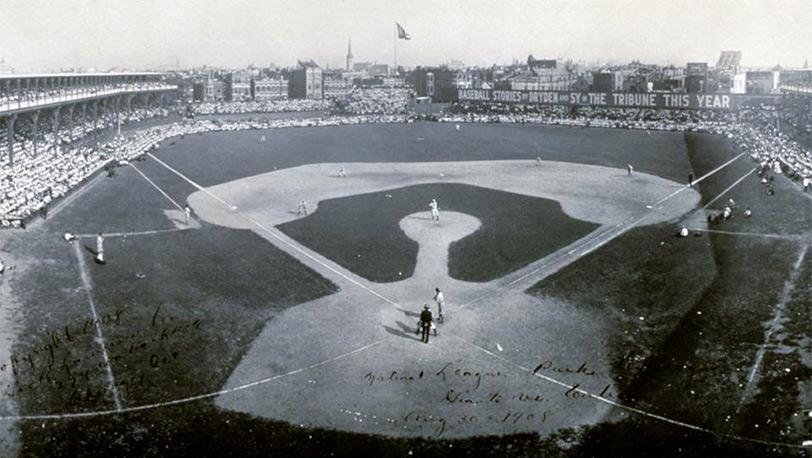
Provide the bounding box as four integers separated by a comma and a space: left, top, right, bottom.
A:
419, 304, 434, 344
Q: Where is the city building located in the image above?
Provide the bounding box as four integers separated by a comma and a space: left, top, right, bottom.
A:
501, 58, 581, 91
368, 64, 390, 77
251, 76, 288, 100
324, 72, 352, 100
408, 67, 456, 102
289, 60, 323, 99
193, 73, 225, 102
732, 71, 780, 94
353, 62, 372, 72
590, 72, 624, 92
225, 70, 251, 101
382, 76, 405, 87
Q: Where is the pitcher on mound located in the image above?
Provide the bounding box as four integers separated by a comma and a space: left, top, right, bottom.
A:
429, 199, 440, 221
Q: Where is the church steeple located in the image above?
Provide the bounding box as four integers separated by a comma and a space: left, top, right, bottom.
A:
346, 38, 353, 71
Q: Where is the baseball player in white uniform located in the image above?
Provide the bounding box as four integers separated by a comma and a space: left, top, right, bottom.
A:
430, 199, 440, 221
434, 287, 445, 321
96, 233, 105, 264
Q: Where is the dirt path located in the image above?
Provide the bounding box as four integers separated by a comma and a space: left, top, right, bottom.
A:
399, 211, 480, 281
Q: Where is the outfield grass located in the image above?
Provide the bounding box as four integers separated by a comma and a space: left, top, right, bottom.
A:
150, 123, 692, 188
277, 183, 598, 283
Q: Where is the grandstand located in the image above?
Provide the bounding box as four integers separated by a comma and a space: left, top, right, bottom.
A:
717, 50, 743, 73
1, 73, 177, 166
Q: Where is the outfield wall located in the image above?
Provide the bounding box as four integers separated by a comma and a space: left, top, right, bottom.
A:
457, 89, 780, 110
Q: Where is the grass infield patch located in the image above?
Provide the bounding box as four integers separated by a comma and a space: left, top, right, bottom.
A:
277, 183, 599, 283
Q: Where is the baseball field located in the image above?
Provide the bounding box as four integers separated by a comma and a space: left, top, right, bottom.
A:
0, 121, 809, 457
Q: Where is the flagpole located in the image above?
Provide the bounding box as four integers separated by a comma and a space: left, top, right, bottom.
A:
394, 22, 398, 73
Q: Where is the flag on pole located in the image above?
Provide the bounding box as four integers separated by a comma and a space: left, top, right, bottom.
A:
396, 23, 411, 40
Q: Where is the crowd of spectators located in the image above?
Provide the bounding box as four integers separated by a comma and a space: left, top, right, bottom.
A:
192, 99, 329, 115
0, 107, 170, 227
732, 107, 812, 185
335, 87, 411, 115
192, 87, 412, 116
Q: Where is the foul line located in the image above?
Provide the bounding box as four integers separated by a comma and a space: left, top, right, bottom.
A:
0, 339, 385, 422
46, 172, 107, 220
730, 244, 809, 423
145, 152, 405, 311
71, 243, 123, 411
460, 221, 633, 308
73, 228, 189, 239
687, 228, 800, 240
129, 163, 184, 211
701, 168, 755, 210
146, 153, 231, 209
453, 335, 802, 450
652, 151, 747, 207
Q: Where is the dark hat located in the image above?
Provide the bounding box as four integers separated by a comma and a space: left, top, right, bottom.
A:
424, 304, 430, 309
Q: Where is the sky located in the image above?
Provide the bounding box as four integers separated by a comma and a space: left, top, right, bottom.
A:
1, 0, 810, 72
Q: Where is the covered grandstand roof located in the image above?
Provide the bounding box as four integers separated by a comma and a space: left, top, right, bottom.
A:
0, 72, 166, 80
